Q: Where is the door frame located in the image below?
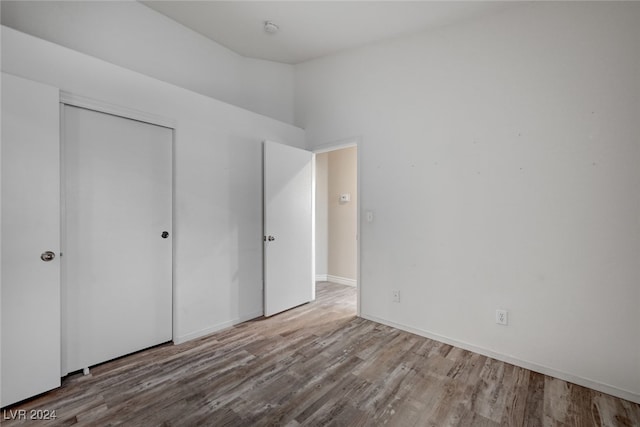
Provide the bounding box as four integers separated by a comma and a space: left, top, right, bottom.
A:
312, 136, 361, 317
59, 93, 177, 373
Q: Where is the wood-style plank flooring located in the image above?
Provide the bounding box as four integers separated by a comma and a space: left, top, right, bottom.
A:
3, 282, 639, 426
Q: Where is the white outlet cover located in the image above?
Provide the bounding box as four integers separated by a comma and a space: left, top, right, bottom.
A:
495, 309, 508, 325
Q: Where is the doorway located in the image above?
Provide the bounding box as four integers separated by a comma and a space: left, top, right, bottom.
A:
314, 142, 359, 314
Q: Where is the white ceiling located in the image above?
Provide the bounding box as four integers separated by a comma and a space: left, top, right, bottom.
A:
141, 1, 509, 64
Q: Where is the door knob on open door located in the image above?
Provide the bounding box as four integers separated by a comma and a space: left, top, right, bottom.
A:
268, 236, 275, 241
40, 251, 56, 262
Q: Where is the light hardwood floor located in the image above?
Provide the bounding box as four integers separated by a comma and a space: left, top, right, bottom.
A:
2, 282, 639, 426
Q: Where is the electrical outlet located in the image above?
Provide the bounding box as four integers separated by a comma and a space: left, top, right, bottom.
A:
495, 309, 508, 325
392, 290, 400, 303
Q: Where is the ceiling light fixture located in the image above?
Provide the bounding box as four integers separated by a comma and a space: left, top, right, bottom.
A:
264, 21, 279, 34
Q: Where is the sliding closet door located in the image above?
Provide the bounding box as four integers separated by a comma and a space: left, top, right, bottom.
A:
1, 73, 61, 407
63, 105, 173, 374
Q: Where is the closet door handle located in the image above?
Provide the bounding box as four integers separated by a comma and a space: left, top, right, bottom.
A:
40, 251, 56, 262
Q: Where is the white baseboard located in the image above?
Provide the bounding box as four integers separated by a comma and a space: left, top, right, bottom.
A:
327, 275, 357, 287
173, 310, 263, 345
315, 274, 328, 282
360, 314, 640, 404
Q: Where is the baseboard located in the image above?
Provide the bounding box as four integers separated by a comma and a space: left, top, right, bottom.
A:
173, 310, 263, 345
315, 274, 328, 282
327, 275, 357, 287
360, 314, 640, 404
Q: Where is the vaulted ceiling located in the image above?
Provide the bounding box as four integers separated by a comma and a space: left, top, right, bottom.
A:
141, 1, 509, 64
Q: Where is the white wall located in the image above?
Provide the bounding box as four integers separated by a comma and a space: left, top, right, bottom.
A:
0, 0, 295, 125
295, 2, 640, 402
1, 26, 305, 344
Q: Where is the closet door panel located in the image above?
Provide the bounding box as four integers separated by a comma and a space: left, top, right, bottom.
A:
1, 73, 61, 407
63, 105, 172, 374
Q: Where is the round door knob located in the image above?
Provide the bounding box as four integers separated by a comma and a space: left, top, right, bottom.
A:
268, 236, 275, 241
161, 231, 169, 239
40, 251, 56, 262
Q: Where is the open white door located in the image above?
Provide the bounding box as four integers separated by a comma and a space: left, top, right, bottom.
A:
1, 74, 61, 407
264, 141, 314, 317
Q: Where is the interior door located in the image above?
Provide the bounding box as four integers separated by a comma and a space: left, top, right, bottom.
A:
1, 73, 61, 407
263, 141, 315, 317
62, 105, 173, 374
